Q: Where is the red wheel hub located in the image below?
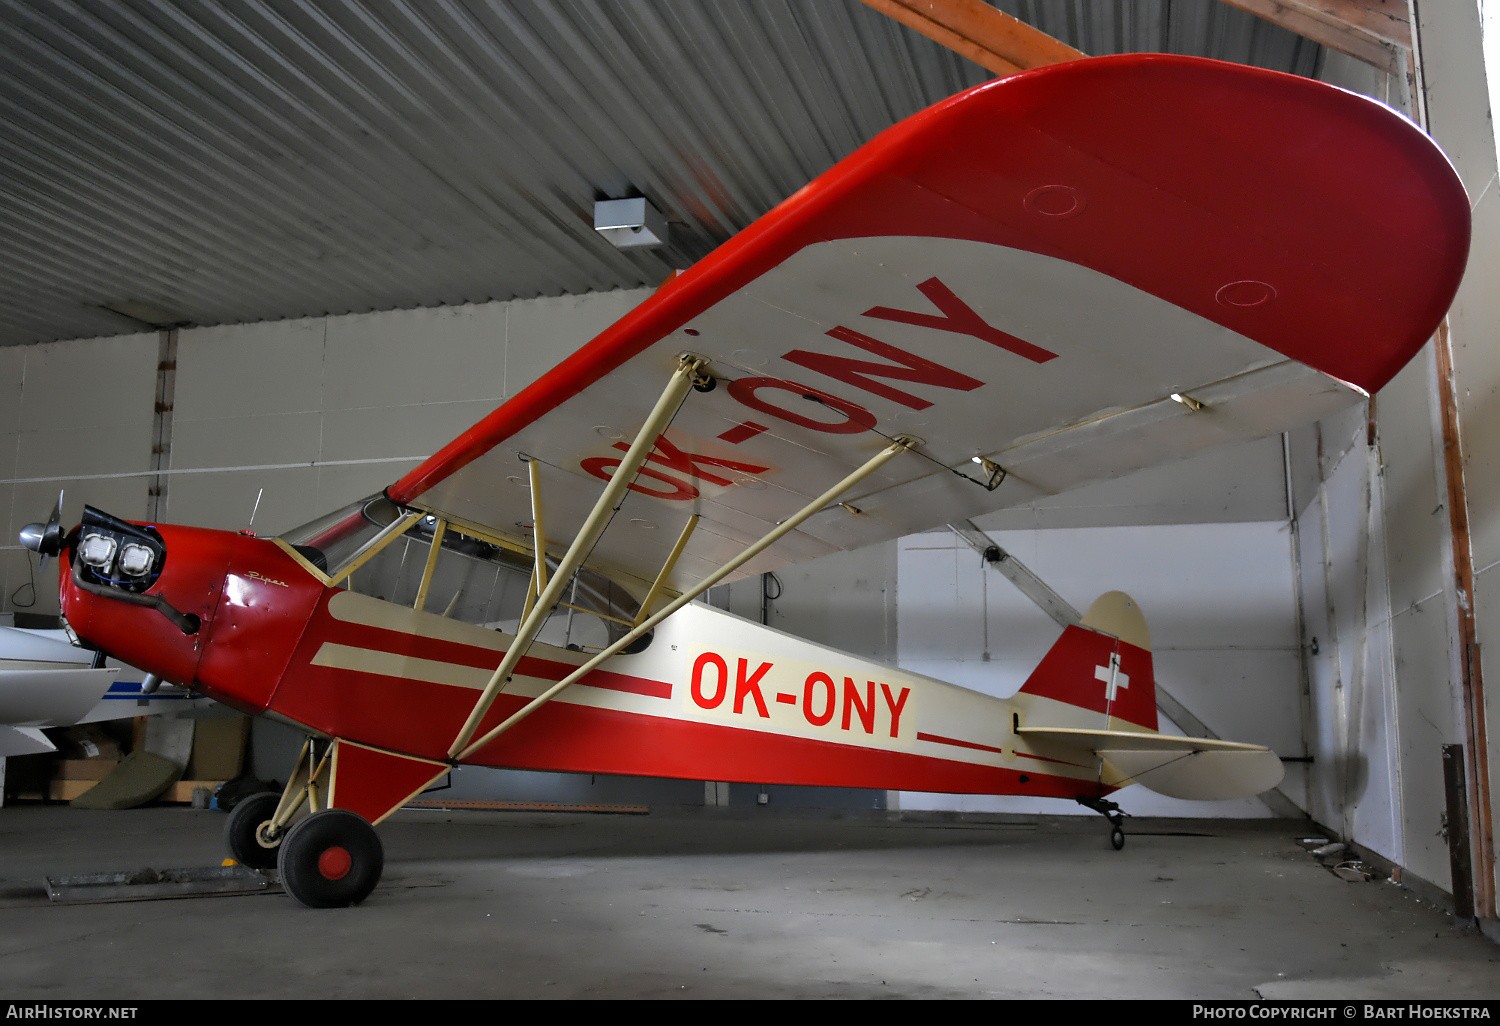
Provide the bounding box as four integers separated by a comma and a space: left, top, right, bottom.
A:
317, 845, 352, 881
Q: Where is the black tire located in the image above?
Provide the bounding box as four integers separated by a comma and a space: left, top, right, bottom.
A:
224, 791, 284, 869
1110, 826, 1125, 851
277, 809, 384, 908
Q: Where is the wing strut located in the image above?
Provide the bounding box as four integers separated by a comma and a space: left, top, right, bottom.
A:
413, 518, 447, 611
446, 354, 709, 758
634, 513, 699, 627
453, 434, 914, 762
519, 456, 550, 623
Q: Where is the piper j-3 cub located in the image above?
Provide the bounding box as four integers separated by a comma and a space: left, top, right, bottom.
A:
22, 55, 1469, 907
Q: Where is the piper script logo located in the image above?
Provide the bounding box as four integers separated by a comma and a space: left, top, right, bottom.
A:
244, 570, 289, 588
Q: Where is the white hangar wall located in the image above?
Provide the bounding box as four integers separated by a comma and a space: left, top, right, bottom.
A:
1, 333, 158, 615
1236, 2, 1500, 922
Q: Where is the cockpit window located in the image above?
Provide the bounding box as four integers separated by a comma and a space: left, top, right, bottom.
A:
279, 495, 644, 652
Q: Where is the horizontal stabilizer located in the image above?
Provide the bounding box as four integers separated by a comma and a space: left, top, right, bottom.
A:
1017, 726, 1284, 800
1102, 749, 1286, 801
1019, 726, 1267, 753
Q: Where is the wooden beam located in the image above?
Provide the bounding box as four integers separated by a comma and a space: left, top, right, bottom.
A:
1221, 1, 1411, 75
860, 0, 1085, 77
1434, 321, 1497, 921
1271, 0, 1412, 47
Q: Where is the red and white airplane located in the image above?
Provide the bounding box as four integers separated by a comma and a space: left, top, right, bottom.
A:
21, 55, 1470, 907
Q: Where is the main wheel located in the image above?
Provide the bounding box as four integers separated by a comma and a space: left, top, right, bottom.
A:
224, 791, 284, 869
1110, 825, 1125, 850
277, 809, 384, 908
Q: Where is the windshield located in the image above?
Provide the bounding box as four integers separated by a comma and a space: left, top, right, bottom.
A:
279, 494, 403, 573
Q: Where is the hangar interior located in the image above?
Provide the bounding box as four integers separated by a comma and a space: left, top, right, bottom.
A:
4, 0, 1500, 984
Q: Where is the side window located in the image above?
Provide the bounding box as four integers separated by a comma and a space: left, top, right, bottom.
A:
339, 515, 640, 653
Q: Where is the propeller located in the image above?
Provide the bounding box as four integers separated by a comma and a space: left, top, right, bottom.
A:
18, 491, 65, 566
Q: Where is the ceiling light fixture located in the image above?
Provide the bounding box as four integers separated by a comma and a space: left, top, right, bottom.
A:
594, 197, 668, 249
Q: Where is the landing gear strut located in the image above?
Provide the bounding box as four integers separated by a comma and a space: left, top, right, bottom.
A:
1076, 795, 1127, 850
220, 736, 386, 906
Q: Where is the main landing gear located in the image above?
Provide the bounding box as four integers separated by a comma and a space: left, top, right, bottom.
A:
227, 796, 384, 907
1076, 795, 1128, 850
222, 738, 386, 907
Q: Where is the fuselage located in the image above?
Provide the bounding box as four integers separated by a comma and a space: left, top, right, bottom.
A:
58, 515, 1125, 802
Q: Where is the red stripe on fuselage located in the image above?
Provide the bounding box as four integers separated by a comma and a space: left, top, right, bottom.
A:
916, 731, 1007, 757
265, 599, 1099, 799
1016, 750, 1088, 769
311, 601, 672, 700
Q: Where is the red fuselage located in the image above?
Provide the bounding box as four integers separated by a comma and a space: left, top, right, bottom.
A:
57, 516, 1114, 805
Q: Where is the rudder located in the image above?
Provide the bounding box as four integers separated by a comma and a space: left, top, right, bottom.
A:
1017, 592, 1158, 733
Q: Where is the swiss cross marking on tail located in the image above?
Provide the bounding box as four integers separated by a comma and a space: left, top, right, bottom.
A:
1095, 653, 1129, 701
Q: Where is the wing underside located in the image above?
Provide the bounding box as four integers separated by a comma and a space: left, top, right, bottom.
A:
386, 55, 1469, 598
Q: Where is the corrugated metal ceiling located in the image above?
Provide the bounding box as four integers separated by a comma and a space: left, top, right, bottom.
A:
0, 0, 1324, 347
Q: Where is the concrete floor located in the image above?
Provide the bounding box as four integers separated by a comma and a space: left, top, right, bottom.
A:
1, 804, 1497, 1000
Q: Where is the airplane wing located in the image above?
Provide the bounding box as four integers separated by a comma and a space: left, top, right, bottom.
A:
0, 666, 121, 727
385, 54, 1469, 597
0, 627, 118, 729
0, 626, 202, 755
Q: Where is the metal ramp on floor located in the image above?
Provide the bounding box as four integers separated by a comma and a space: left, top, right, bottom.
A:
44, 864, 280, 904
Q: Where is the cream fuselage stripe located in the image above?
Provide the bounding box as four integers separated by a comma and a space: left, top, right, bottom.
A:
309, 642, 671, 702
317, 589, 671, 700
312, 643, 493, 691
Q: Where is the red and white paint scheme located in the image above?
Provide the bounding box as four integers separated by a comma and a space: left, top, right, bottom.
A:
26, 55, 1469, 907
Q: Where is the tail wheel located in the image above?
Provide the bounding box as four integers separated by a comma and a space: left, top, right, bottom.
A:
277, 809, 384, 908
1074, 794, 1128, 851
224, 791, 284, 869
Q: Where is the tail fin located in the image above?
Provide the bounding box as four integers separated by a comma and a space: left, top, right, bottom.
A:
1016, 592, 1286, 800
1017, 591, 1158, 733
